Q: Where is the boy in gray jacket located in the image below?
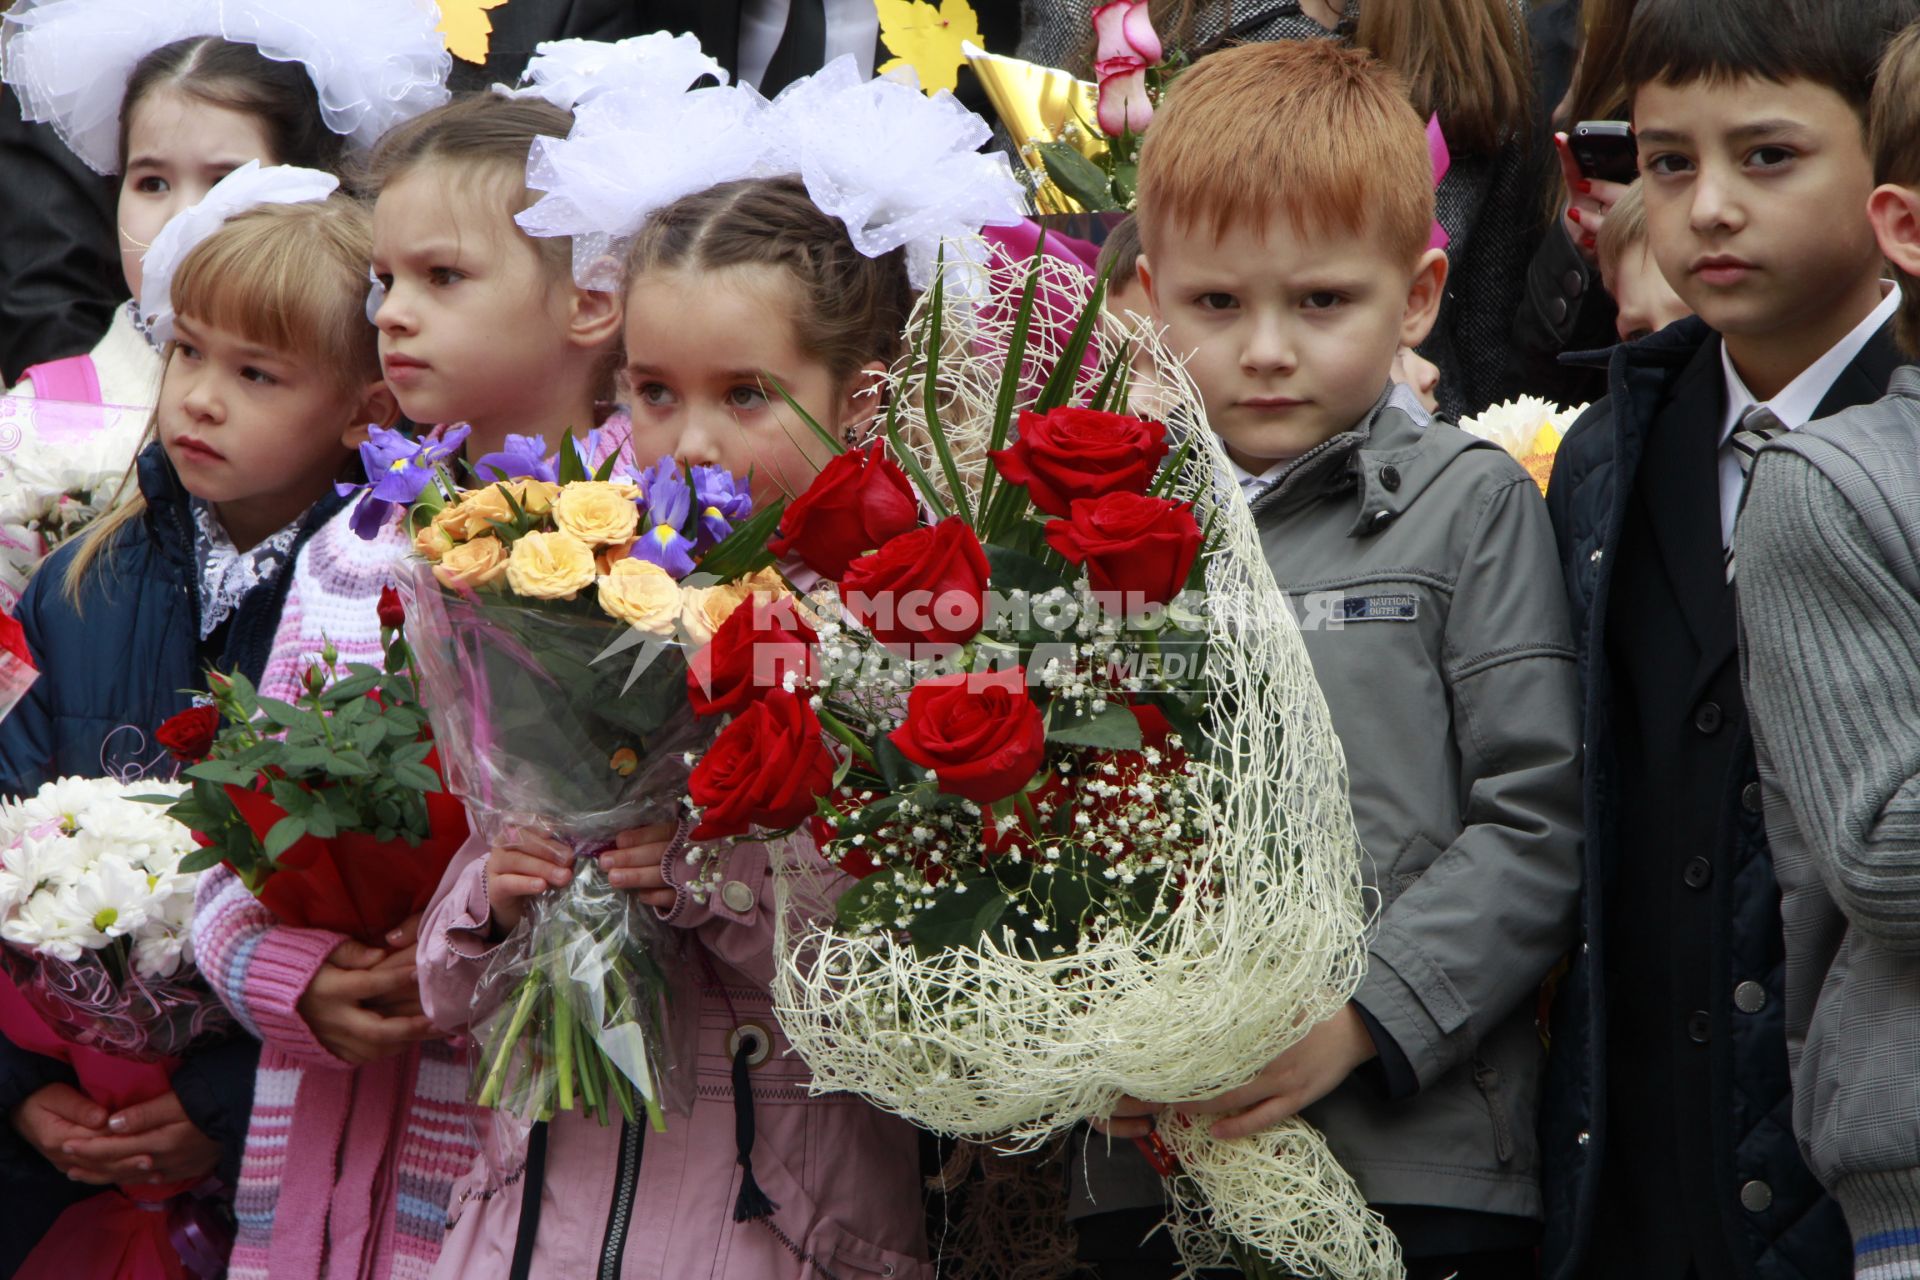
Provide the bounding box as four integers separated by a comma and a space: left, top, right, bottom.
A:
1091, 39, 1584, 1280
1736, 20, 1920, 1276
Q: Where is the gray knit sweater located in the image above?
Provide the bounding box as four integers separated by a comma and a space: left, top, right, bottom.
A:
1736, 365, 1920, 1277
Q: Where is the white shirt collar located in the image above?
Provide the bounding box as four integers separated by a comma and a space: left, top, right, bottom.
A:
1719, 283, 1898, 442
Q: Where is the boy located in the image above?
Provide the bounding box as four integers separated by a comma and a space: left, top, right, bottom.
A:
1543, 1, 1917, 1276
1092, 40, 1584, 1280
1594, 182, 1694, 344
1736, 19, 1920, 1275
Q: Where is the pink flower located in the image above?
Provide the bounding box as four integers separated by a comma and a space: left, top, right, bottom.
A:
1096, 65, 1154, 136
1093, 1, 1164, 68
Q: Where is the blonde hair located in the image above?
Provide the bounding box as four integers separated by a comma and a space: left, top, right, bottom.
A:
1594, 180, 1650, 291
1874, 22, 1920, 358
1136, 40, 1433, 265
62, 197, 378, 603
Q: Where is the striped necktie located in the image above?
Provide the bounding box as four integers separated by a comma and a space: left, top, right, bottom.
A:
1724, 404, 1789, 582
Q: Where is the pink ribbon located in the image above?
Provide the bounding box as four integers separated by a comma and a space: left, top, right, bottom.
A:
1427, 114, 1452, 251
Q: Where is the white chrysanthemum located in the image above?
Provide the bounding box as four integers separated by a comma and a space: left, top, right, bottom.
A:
64, 856, 157, 939
1457, 395, 1566, 454
2, 889, 97, 961
133, 927, 189, 980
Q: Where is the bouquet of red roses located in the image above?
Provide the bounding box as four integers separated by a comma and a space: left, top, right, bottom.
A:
153, 593, 469, 946
680, 247, 1396, 1278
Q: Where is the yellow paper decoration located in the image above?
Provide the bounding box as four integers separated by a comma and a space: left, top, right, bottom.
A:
877, 0, 984, 96
963, 44, 1104, 214
438, 0, 511, 65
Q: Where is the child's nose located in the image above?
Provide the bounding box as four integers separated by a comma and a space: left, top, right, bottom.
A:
1240, 313, 1296, 373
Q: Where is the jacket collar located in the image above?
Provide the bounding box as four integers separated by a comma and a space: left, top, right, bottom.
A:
1250, 382, 1491, 535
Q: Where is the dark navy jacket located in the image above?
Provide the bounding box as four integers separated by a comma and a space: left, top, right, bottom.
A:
0, 443, 343, 1267
1540, 315, 1897, 1280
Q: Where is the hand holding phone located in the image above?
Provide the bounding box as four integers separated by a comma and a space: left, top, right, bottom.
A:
1554, 122, 1637, 266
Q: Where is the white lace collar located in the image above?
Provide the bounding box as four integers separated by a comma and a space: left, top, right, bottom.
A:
190, 500, 303, 640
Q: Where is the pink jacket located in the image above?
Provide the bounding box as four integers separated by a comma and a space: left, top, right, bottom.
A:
417, 831, 930, 1280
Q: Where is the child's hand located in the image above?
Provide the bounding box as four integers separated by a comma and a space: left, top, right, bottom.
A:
298, 937, 437, 1066
1090, 1095, 1166, 1141
486, 832, 573, 936
1171, 1003, 1377, 1141
60, 1090, 220, 1187
363, 913, 425, 1019
598, 822, 680, 910
1554, 131, 1631, 264
10, 1083, 107, 1179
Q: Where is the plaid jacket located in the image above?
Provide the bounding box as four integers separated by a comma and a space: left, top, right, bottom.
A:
1736, 365, 1920, 1275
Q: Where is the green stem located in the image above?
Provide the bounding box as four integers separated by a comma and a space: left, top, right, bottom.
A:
478, 974, 543, 1107
815, 707, 877, 765
554, 992, 575, 1113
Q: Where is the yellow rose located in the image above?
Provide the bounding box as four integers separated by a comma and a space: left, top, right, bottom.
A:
515, 479, 561, 516
596, 539, 637, 576
432, 501, 478, 542
414, 519, 455, 562
552, 481, 641, 545
678, 581, 753, 646
432, 535, 509, 591
597, 559, 682, 633
505, 530, 596, 599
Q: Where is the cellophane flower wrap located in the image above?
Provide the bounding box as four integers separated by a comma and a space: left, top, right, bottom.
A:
682, 243, 1398, 1278
0, 397, 150, 612
376, 430, 774, 1133
0, 776, 231, 1060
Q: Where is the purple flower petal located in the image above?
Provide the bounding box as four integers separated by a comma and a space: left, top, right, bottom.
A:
631, 523, 697, 579
474, 434, 556, 483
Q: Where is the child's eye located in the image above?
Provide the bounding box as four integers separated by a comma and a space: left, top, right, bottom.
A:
1747, 146, 1795, 170
428, 266, 464, 286
1642, 152, 1693, 177
241, 366, 278, 386
726, 385, 769, 411
636, 382, 677, 408
1302, 291, 1345, 311
373, 272, 395, 292
175, 342, 201, 361
1194, 292, 1237, 311
132, 175, 169, 195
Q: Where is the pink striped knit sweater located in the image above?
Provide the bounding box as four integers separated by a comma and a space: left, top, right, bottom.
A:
193, 504, 477, 1280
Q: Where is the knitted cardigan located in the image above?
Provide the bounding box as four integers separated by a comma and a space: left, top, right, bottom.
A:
192, 505, 477, 1280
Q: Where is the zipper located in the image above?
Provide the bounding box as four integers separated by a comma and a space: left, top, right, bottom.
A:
1472, 1057, 1515, 1162
598, 1117, 644, 1280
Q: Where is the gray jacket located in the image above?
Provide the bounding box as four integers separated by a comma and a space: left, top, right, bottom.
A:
1735, 365, 1920, 1255
1252, 385, 1584, 1219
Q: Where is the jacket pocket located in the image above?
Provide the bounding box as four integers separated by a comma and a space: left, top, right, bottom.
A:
805, 1219, 934, 1279
1472, 1056, 1516, 1164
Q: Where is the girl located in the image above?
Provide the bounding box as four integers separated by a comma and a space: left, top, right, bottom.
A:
366, 93, 628, 468
1, 0, 448, 405
417, 175, 932, 1280
0, 194, 396, 1270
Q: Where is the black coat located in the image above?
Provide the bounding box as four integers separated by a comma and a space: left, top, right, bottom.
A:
1540, 315, 1903, 1280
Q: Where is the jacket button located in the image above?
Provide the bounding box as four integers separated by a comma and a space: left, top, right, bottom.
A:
1734, 981, 1767, 1014
1564, 269, 1585, 299
1550, 296, 1569, 326
721, 880, 756, 914
1694, 702, 1724, 734
1379, 465, 1401, 492
1576, 1130, 1591, 1146
1366, 510, 1395, 535
1740, 1179, 1773, 1212
1590, 548, 1604, 564
1683, 856, 1712, 890
1687, 1010, 1711, 1044
1742, 782, 1763, 813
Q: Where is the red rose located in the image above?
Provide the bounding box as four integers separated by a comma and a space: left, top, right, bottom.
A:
989, 408, 1169, 517
839, 517, 991, 653
688, 595, 817, 718
890, 666, 1046, 805
688, 689, 836, 839
767, 442, 920, 580
377, 586, 406, 631
1044, 493, 1202, 606
157, 705, 221, 762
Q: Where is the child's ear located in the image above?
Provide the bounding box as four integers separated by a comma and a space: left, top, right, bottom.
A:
1869, 184, 1920, 280
341, 380, 401, 448
1398, 249, 1450, 350
838, 361, 889, 437
568, 286, 624, 350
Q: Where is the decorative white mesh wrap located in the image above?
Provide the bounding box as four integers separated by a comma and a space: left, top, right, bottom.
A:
0, 0, 450, 175
768, 241, 1401, 1279
494, 32, 726, 112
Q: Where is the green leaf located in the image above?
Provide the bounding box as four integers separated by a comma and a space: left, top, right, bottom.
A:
557, 435, 588, 484
256, 697, 313, 732
1046, 699, 1144, 750
833, 871, 900, 933
353, 717, 388, 755
389, 739, 432, 769
178, 846, 227, 874
391, 762, 442, 792
984, 545, 1068, 598
263, 815, 308, 861
698, 499, 786, 581
874, 736, 924, 792
593, 451, 619, 483
977, 238, 1045, 536
304, 804, 339, 839
1035, 140, 1124, 213
1035, 267, 1109, 415
908, 879, 1010, 957
326, 671, 380, 702
185, 760, 256, 786
766, 377, 847, 459
919, 249, 973, 528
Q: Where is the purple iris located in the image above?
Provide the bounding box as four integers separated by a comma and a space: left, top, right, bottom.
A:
342, 424, 471, 540
630, 457, 696, 578
473, 434, 557, 484
690, 465, 752, 549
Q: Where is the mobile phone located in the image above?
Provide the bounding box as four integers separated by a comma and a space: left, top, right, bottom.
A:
1571, 120, 1638, 185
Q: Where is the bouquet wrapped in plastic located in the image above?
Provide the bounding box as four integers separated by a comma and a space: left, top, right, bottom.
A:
0, 397, 150, 612
367, 432, 774, 1129
680, 244, 1398, 1278
0, 776, 230, 1059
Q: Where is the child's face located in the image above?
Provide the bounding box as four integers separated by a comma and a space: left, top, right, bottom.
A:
117, 89, 277, 300
1606, 242, 1694, 343
371, 165, 585, 435
1140, 214, 1446, 471
621, 265, 873, 510
1635, 75, 1880, 343
159, 314, 372, 541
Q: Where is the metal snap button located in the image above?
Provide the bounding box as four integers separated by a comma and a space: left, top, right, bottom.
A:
1379, 465, 1401, 492
1740, 1179, 1773, 1212
721, 879, 756, 914
1734, 981, 1766, 1014
1742, 782, 1762, 813
727, 1021, 773, 1068
1563, 269, 1585, 299
1366, 510, 1395, 535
